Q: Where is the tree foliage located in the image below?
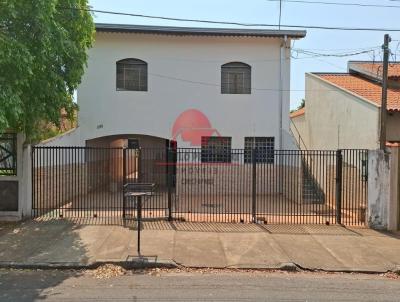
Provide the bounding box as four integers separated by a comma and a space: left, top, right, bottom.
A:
0, 0, 94, 142
297, 99, 305, 110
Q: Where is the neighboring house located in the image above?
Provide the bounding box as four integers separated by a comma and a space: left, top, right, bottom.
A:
41, 23, 306, 158
291, 61, 400, 150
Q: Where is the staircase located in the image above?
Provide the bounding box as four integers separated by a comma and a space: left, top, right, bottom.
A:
290, 120, 326, 204
301, 159, 325, 204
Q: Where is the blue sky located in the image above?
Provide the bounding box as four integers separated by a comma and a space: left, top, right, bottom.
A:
89, 0, 400, 109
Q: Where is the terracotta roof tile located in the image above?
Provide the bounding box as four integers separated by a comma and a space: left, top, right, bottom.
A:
350, 62, 400, 79
316, 74, 400, 112
290, 107, 305, 118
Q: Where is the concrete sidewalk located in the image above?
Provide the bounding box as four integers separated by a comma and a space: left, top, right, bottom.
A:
1, 220, 400, 273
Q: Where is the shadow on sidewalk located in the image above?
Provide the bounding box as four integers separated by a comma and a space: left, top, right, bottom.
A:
151, 221, 264, 233
32, 217, 368, 236
139, 220, 364, 236
0, 221, 90, 301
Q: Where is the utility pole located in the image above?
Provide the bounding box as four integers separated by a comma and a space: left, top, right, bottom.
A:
380, 34, 391, 151
278, 0, 282, 30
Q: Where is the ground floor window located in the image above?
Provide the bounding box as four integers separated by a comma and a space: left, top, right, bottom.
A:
201, 136, 232, 163
0, 132, 17, 176
244, 137, 274, 164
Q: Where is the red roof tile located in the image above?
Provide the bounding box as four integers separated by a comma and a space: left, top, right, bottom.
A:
316, 74, 400, 112
290, 107, 305, 118
350, 62, 400, 79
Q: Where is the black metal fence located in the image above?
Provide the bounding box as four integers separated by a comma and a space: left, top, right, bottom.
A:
32, 146, 368, 226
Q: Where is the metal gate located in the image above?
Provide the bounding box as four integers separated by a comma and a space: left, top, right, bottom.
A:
32, 146, 368, 225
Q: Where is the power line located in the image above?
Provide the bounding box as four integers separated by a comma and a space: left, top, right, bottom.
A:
266, 0, 400, 9
60, 7, 400, 32
111, 46, 379, 64
293, 48, 378, 58
148, 71, 400, 92
144, 49, 388, 90
297, 46, 381, 52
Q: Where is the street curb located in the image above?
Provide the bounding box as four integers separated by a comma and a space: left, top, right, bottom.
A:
0, 260, 178, 270
0, 262, 91, 270
0, 261, 398, 275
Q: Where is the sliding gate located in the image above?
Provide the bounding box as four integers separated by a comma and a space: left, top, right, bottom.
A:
32, 147, 368, 226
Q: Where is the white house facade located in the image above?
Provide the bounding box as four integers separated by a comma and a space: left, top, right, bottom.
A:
43, 24, 305, 153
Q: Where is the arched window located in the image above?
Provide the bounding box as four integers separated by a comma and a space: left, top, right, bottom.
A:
221, 62, 251, 94
116, 59, 148, 91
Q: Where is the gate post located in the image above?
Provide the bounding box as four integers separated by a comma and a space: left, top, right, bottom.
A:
335, 149, 343, 225
30, 145, 35, 218
167, 147, 173, 221
252, 147, 257, 222
122, 148, 126, 219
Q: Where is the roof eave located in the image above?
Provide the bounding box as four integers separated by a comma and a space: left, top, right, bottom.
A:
95, 23, 307, 39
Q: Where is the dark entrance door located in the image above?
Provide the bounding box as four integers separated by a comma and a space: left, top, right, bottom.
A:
128, 139, 139, 149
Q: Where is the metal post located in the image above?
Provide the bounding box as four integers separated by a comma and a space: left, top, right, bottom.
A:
380, 34, 391, 151
137, 148, 141, 182
31, 146, 35, 218
252, 147, 257, 222
397, 149, 400, 230
122, 148, 126, 219
335, 150, 343, 225
167, 147, 172, 221
137, 196, 142, 255
278, 0, 282, 29
278, 35, 288, 151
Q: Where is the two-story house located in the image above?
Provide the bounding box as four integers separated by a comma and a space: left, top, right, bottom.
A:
44, 23, 305, 157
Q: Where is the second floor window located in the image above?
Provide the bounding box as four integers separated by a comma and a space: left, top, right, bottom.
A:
116, 59, 148, 91
221, 62, 251, 94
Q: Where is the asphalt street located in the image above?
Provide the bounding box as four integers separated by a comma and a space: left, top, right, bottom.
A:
0, 268, 400, 301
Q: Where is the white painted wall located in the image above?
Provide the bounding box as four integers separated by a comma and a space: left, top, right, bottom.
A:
304, 74, 380, 150
290, 113, 308, 149
36, 128, 85, 166
38, 128, 82, 147
76, 32, 293, 149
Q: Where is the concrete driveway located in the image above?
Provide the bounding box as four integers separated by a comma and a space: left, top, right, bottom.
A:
0, 220, 400, 273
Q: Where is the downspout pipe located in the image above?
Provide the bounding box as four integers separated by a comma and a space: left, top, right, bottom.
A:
279, 35, 288, 150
